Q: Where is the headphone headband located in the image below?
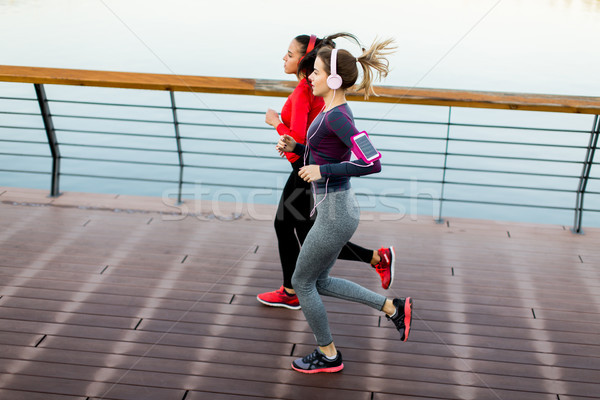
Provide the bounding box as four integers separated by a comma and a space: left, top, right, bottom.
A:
327, 48, 342, 90
306, 34, 317, 55
298, 34, 317, 66
330, 48, 338, 76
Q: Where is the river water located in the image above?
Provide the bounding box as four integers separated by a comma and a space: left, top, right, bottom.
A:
1, 0, 599, 226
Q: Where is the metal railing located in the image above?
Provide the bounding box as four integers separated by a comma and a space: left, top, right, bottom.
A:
1, 65, 599, 232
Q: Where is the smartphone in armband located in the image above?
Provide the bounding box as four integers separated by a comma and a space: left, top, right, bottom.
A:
351, 131, 381, 163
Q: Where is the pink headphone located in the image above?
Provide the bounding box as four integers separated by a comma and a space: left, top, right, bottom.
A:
327, 48, 343, 90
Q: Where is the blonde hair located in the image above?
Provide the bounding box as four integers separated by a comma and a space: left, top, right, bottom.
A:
317, 38, 396, 99
356, 38, 396, 99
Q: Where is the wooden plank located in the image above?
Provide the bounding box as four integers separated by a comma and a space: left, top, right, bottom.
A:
1, 264, 598, 330
2, 348, 596, 399
3, 340, 598, 387
1, 323, 598, 396
3, 225, 597, 270
1, 259, 596, 320
2, 293, 600, 349
3, 262, 598, 321
2, 65, 600, 113
0, 307, 140, 330
2, 307, 598, 377
0, 65, 261, 94
185, 393, 274, 400
0, 375, 184, 400
0, 389, 82, 400
2, 252, 597, 296
0, 332, 41, 347
1, 358, 593, 400
0, 364, 368, 400
1, 287, 598, 351
0, 210, 594, 273
3, 321, 599, 381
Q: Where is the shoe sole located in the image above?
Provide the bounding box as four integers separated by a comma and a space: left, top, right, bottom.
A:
402, 297, 413, 341
256, 296, 301, 310
291, 363, 344, 373
387, 246, 396, 290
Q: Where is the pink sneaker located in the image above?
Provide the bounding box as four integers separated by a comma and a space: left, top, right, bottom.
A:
374, 247, 395, 290
257, 286, 301, 310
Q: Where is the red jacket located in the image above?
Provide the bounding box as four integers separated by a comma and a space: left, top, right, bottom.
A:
276, 78, 324, 163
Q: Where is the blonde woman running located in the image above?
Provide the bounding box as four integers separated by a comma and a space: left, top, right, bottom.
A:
277, 38, 413, 374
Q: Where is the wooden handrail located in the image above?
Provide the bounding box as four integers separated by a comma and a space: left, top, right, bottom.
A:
1, 65, 599, 114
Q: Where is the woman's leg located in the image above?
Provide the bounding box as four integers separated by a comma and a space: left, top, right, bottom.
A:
293, 186, 396, 291
289, 169, 315, 248
292, 190, 387, 346
257, 168, 305, 309
273, 168, 305, 289
291, 191, 413, 373
258, 159, 316, 308
334, 215, 396, 290
339, 241, 396, 290
338, 241, 375, 263
293, 179, 394, 290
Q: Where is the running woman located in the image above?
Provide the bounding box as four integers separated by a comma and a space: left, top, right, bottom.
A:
258, 33, 395, 311
276, 39, 413, 373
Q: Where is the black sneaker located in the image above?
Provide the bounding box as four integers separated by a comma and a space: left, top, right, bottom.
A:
386, 297, 413, 341
291, 349, 344, 374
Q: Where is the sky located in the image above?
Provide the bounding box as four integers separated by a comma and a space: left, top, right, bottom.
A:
1, 0, 600, 96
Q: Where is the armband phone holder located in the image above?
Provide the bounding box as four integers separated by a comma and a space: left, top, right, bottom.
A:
351, 131, 381, 163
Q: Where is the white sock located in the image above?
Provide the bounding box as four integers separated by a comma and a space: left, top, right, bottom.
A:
319, 348, 337, 361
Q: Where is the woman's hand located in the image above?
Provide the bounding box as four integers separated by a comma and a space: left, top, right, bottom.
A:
298, 165, 322, 182
265, 108, 281, 128
276, 134, 297, 157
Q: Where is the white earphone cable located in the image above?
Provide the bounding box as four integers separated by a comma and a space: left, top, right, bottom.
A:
306, 90, 337, 217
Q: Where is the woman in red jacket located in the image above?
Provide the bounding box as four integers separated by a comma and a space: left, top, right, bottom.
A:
258, 33, 395, 310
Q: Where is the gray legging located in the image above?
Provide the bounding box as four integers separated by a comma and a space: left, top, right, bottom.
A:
291, 189, 387, 346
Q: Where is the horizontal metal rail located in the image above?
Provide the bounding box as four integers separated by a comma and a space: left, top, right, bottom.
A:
0, 65, 598, 229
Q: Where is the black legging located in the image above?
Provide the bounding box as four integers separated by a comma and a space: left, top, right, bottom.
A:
274, 159, 373, 289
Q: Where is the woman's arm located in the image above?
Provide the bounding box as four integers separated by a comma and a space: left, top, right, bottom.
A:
265, 108, 282, 129
274, 83, 312, 145
276, 134, 305, 156
319, 110, 382, 177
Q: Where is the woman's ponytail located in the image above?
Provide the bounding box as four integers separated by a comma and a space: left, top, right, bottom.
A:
315, 37, 395, 99
355, 38, 396, 99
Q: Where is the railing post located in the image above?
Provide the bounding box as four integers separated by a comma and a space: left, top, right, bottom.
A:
34, 83, 61, 197
572, 115, 599, 234
170, 90, 184, 204
436, 106, 452, 224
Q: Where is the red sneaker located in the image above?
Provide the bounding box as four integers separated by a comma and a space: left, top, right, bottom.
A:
257, 286, 301, 310
374, 247, 395, 290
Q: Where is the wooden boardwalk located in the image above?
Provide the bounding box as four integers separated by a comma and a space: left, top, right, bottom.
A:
0, 187, 599, 400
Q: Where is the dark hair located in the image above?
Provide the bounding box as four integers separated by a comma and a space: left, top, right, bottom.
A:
295, 32, 361, 80
316, 38, 395, 99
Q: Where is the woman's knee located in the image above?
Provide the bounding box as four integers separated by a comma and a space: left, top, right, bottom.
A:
291, 269, 311, 295
290, 272, 303, 293
315, 277, 332, 293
